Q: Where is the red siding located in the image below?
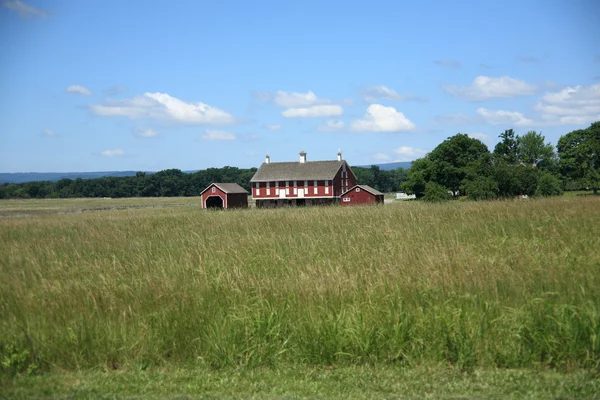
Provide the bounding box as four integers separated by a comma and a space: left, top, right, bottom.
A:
251, 162, 356, 200
201, 184, 248, 209
340, 187, 383, 206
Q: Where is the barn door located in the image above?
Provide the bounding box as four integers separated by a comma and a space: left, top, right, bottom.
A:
297, 188, 305, 198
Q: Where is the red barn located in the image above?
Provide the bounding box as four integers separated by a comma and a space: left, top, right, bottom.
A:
250, 151, 357, 207
340, 185, 384, 206
200, 183, 248, 209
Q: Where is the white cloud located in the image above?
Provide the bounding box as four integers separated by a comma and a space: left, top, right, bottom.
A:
372, 153, 390, 161
477, 107, 534, 127
444, 76, 537, 101
393, 146, 427, 161
66, 85, 92, 96
254, 90, 330, 108
467, 133, 490, 142
351, 104, 415, 132
273, 90, 329, 108
3, 0, 47, 17
282, 105, 343, 118
101, 148, 124, 157
434, 59, 461, 69
533, 84, 600, 125
133, 127, 157, 138
201, 130, 236, 141
360, 85, 427, 103
318, 120, 345, 131
43, 129, 55, 137
91, 92, 235, 125
264, 124, 282, 131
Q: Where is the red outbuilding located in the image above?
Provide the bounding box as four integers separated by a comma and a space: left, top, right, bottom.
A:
200, 183, 249, 209
340, 185, 384, 206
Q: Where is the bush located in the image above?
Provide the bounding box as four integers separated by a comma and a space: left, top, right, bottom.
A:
422, 182, 451, 202
464, 177, 499, 201
536, 173, 563, 197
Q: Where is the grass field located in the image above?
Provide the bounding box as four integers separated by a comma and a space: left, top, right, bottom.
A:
1, 196, 599, 398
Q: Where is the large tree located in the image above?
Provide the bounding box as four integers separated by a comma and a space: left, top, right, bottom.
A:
402, 134, 490, 197
557, 122, 600, 194
517, 131, 556, 168
493, 129, 520, 164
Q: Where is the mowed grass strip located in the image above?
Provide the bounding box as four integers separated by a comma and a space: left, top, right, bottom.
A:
1, 197, 599, 374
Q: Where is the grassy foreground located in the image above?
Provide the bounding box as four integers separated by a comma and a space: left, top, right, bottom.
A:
1, 197, 600, 397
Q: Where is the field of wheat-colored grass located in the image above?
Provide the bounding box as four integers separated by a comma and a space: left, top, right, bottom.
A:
1, 196, 599, 376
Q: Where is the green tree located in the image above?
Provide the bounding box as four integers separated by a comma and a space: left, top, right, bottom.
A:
493, 129, 520, 164
401, 158, 432, 198
463, 176, 499, 201
422, 182, 451, 202
517, 131, 556, 168
557, 122, 600, 194
427, 134, 490, 196
536, 172, 563, 197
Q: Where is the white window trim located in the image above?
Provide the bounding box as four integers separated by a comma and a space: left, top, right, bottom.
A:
211, 187, 216, 193
325, 180, 329, 195
293, 181, 297, 187
293, 187, 297, 195
343, 197, 351, 202
356, 187, 361, 192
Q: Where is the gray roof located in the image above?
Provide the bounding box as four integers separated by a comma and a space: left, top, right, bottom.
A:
250, 160, 345, 182
201, 183, 248, 195
343, 184, 384, 196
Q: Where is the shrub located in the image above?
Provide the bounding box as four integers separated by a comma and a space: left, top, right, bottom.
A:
422, 182, 451, 202
536, 173, 563, 197
464, 176, 499, 201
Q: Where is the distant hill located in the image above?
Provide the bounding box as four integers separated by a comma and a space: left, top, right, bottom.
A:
353, 161, 413, 171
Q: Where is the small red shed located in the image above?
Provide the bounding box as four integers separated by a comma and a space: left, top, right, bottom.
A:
200, 183, 249, 209
340, 185, 384, 206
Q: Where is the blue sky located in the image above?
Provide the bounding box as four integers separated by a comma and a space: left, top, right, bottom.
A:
1, 0, 599, 173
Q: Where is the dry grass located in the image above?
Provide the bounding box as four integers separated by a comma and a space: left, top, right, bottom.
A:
1, 197, 599, 374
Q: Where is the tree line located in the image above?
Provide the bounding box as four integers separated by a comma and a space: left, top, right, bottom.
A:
1, 122, 597, 200
402, 122, 599, 201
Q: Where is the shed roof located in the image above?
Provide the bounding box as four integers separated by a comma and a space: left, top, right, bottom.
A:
200, 183, 249, 195
250, 160, 345, 182
342, 184, 384, 196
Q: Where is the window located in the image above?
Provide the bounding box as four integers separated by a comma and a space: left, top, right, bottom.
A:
356, 187, 361, 192
343, 197, 351, 202
255, 182, 260, 196
293, 181, 297, 187
313, 180, 318, 194
286, 181, 289, 187
211, 187, 216, 193
266, 182, 270, 196
286, 188, 290, 195
293, 188, 297, 195
275, 188, 279, 195
325, 180, 329, 195
304, 180, 308, 188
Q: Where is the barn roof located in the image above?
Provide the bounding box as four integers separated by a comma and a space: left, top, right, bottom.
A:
200, 183, 249, 195
342, 184, 384, 196
250, 160, 345, 182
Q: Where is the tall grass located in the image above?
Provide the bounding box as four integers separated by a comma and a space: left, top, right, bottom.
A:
1, 197, 599, 374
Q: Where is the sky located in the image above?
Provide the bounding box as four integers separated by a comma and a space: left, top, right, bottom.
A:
1, 0, 599, 173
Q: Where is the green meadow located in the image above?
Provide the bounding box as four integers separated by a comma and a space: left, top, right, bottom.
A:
1, 196, 599, 398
